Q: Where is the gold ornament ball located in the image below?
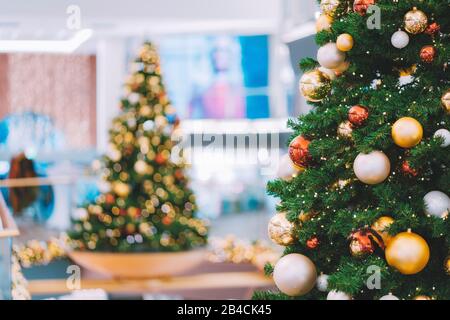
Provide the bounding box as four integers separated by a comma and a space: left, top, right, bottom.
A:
333, 60, 350, 76
441, 89, 450, 113
371, 216, 395, 245
404, 7, 428, 34
413, 295, 431, 300
353, 151, 391, 185
113, 182, 131, 198
299, 69, 332, 102
392, 117, 423, 148
316, 14, 333, 32
273, 253, 317, 296
336, 33, 354, 52
445, 256, 450, 275
386, 230, 430, 275
268, 213, 295, 246
320, 0, 340, 17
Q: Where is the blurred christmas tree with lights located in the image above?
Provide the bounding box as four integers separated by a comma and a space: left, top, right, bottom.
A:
69, 43, 208, 252
256, 0, 449, 300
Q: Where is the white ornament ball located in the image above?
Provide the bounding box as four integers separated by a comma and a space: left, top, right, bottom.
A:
434, 129, 450, 147
277, 154, 300, 180
423, 191, 450, 219
316, 274, 329, 292
73, 208, 89, 221
317, 43, 346, 69
327, 290, 352, 300
380, 294, 400, 300
273, 254, 317, 297
391, 30, 410, 49
353, 151, 391, 185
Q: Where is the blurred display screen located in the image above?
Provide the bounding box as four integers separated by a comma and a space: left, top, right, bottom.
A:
159, 35, 270, 120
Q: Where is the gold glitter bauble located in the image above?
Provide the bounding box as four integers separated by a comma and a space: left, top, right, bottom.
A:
337, 121, 353, 139
268, 213, 295, 246
404, 7, 428, 34
320, 0, 341, 17
441, 89, 450, 113
299, 69, 332, 102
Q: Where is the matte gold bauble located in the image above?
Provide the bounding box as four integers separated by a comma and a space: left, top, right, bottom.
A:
441, 89, 450, 113
404, 7, 428, 34
320, 0, 340, 17
268, 213, 295, 246
299, 69, 332, 102
371, 216, 394, 245
316, 14, 333, 32
273, 254, 317, 296
333, 60, 350, 76
386, 230, 430, 275
445, 256, 450, 275
336, 33, 354, 52
392, 117, 423, 148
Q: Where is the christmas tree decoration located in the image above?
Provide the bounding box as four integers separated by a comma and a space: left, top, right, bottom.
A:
273, 254, 317, 297
333, 60, 350, 75
299, 69, 332, 102
348, 105, 369, 126
379, 294, 399, 300
386, 230, 430, 275
434, 129, 450, 147
445, 256, 449, 275
317, 42, 346, 69
353, 0, 376, 16
336, 33, 354, 52
337, 121, 353, 139
401, 161, 418, 177
353, 151, 391, 185
277, 153, 303, 181
316, 14, 333, 32
268, 212, 295, 246
423, 191, 450, 219
263, 0, 449, 301
391, 117, 423, 148
289, 135, 312, 168
371, 216, 395, 245
424, 22, 440, 35
320, 0, 341, 17
327, 290, 352, 300
69, 43, 207, 253
413, 295, 431, 300
318, 67, 337, 81
404, 8, 428, 34
441, 89, 450, 113
420, 45, 436, 63
112, 181, 131, 198
306, 236, 320, 249
391, 30, 410, 49
316, 274, 329, 292
348, 228, 384, 258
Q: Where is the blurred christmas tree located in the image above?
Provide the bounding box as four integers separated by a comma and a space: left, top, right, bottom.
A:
259, 0, 449, 300
70, 43, 208, 252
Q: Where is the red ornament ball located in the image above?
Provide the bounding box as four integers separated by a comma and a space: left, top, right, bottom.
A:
348, 105, 369, 126
424, 22, 440, 35
155, 153, 166, 164
353, 0, 376, 16
105, 193, 115, 205
420, 45, 436, 63
306, 236, 320, 249
401, 161, 418, 177
348, 228, 384, 258
289, 135, 312, 168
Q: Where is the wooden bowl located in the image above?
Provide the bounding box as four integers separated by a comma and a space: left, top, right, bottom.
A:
68, 249, 206, 279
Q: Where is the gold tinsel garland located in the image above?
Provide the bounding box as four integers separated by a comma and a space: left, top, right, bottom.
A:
207, 235, 281, 271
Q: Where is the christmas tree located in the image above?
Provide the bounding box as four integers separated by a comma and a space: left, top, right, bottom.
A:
258, 0, 449, 300
70, 43, 208, 252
